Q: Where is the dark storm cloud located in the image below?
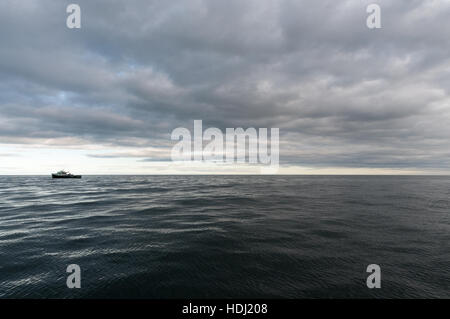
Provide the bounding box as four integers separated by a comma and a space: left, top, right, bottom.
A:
0, 0, 449, 169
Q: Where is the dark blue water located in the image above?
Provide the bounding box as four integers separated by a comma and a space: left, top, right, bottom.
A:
0, 175, 449, 298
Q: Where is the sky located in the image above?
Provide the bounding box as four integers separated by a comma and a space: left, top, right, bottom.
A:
0, 0, 449, 175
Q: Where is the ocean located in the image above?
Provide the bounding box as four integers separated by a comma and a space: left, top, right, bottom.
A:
0, 175, 448, 298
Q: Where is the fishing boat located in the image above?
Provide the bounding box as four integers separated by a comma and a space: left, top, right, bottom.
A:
52, 170, 82, 179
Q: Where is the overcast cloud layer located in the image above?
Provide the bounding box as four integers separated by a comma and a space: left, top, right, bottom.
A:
1, 0, 450, 174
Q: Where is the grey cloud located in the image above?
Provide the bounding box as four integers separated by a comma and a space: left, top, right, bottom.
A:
0, 0, 449, 170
